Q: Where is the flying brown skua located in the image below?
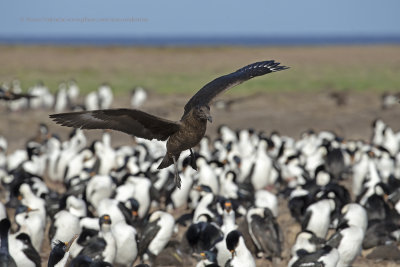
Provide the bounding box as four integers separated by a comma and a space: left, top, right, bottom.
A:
50, 60, 289, 188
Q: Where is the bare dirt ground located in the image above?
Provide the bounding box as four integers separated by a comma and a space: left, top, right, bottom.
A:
3, 90, 400, 151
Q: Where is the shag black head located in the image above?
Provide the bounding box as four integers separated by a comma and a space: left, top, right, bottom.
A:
99, 214, 112, 227
226, 230, 241, 252
50, 60, 289, 189
48, 240, 68, 267
48, 235, 78, 267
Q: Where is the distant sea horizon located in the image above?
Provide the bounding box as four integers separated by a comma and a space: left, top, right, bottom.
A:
1, 35, 400, 46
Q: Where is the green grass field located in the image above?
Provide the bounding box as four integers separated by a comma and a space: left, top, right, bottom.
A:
0, 45, 399, 95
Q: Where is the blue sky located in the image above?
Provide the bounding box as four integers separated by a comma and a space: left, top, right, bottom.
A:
1, 0, 399, 37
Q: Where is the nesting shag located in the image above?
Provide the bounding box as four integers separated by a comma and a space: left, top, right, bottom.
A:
50, 61, 289, 188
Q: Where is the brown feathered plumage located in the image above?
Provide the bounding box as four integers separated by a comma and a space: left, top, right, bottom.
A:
50, 60, 289, 188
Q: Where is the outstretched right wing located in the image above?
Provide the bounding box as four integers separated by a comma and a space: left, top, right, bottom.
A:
183, 60, 289, 117
50, 109, 181, 141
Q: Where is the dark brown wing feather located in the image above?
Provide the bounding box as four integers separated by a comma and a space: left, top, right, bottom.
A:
50, 109, 181, 141
183, 60, 289, 116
